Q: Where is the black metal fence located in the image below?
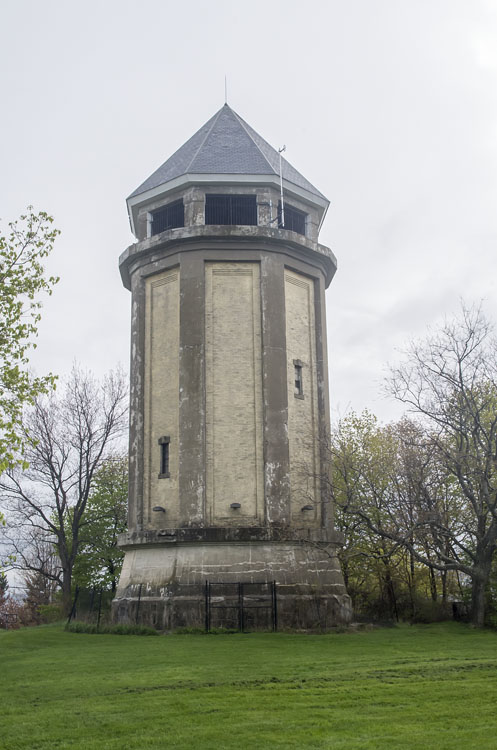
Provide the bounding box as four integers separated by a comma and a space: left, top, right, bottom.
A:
205, 580, 277, 633
66, 587, 114, 628
70, 581, 279, 632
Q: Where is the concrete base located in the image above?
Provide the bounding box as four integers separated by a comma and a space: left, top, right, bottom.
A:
112, 540, 352, 631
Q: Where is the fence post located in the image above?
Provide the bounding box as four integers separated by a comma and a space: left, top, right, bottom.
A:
88, 587, 95, 620
205, 580, 210, 633
135, 583, 142, 625
96, 588, 103, 631
238, 582, 244, 632
272, 581, 277, 632
66, 586, 80, 626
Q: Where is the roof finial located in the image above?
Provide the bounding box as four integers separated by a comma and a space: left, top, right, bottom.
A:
224, 75, 228, 105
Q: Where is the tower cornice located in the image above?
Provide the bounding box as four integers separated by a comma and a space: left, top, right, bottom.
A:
119, 224, 337, 290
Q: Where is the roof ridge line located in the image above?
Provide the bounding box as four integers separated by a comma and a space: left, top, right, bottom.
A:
231, 109, 278, 176
185, 106, 225, 173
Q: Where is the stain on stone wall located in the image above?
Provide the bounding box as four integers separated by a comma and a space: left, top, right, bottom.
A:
205, 262, 264, 523
144, 269, 180, 526
285, 270, 320, 523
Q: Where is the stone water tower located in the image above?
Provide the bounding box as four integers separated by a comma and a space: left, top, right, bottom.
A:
113, 104, 351, 630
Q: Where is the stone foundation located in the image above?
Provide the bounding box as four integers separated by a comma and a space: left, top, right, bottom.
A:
112, 539, 352, 631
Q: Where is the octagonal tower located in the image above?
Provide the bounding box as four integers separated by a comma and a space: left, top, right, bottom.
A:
113, 104, 351, 630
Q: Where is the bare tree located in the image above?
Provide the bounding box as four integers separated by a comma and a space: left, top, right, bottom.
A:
385, 304, 497, 626
0, 366, 128, 614
0, 571, 7, 609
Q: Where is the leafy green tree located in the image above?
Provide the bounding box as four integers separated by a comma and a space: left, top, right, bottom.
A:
331, 411, 409, 620
0, 207, 59, 476
331, 307, 497, 627
72, 455, 128, 593
22, 568, 59, 625
331, 411, 461, 622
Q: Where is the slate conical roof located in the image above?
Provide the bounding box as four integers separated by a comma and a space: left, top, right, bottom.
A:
128, 104, 327, 202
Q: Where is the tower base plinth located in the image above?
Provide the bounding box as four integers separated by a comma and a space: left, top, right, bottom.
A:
112, 539, 352, 631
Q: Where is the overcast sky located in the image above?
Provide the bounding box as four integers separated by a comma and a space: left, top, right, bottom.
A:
1, 0, 497, 423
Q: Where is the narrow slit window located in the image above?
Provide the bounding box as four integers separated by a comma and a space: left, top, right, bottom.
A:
294, 361, 304, 398
158, 436, 170, 478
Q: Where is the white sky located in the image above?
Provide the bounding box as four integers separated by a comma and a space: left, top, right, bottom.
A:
1, 0, 497, 423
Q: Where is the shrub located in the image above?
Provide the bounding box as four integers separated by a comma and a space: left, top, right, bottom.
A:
174, 626, 206, 635
66, 622, 158, 636
38, 604, 64, 624
173, 626, 240, 635
207, 627, 240, 635
410, 599, 452, 624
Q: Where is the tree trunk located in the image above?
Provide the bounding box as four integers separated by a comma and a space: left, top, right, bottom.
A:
61, 571, 73, 617
408, 546, 416, 619
470, 555, 493, 627
383, 563, 399, 621
429, 567, 438, 602
471, 577, 486, 627
441, 570, 447, 604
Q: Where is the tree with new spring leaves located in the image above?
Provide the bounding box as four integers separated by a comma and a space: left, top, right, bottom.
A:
332, 305, 497, 627
0, 208, 60, 475
331, 412, 462, 622
71, 455, 128, 593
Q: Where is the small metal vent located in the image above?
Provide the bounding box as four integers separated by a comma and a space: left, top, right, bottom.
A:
151, 200, 184, 235
205, 195, 257, 226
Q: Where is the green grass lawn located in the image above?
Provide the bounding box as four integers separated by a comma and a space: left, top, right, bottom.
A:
1, 622, 496, 749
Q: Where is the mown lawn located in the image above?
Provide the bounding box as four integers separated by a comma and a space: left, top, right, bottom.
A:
1, 622, 496, 749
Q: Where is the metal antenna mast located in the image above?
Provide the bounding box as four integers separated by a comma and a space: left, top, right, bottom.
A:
278, 146, 286, 228
224, 76, 228, 104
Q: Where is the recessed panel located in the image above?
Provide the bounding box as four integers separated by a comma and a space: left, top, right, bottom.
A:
285, 270, 320, 522
205, 262, 263, 523
143, 269, 180, 526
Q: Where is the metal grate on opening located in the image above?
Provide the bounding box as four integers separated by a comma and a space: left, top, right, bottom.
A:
205, 195, 257, 226
278, 202, 306, 235
151, 200, 185, 235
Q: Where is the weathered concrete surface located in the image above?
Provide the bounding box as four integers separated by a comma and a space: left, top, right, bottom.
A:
112, 541, 352, 631
126, 245, 336, 537
119, 224, 337, 290
260, 254, 290, 525
118, 525, 345, 546
143, 269, 180, 526
115, 180, 351, 631
205, 262, 264, 524
178, 253, 205, 526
